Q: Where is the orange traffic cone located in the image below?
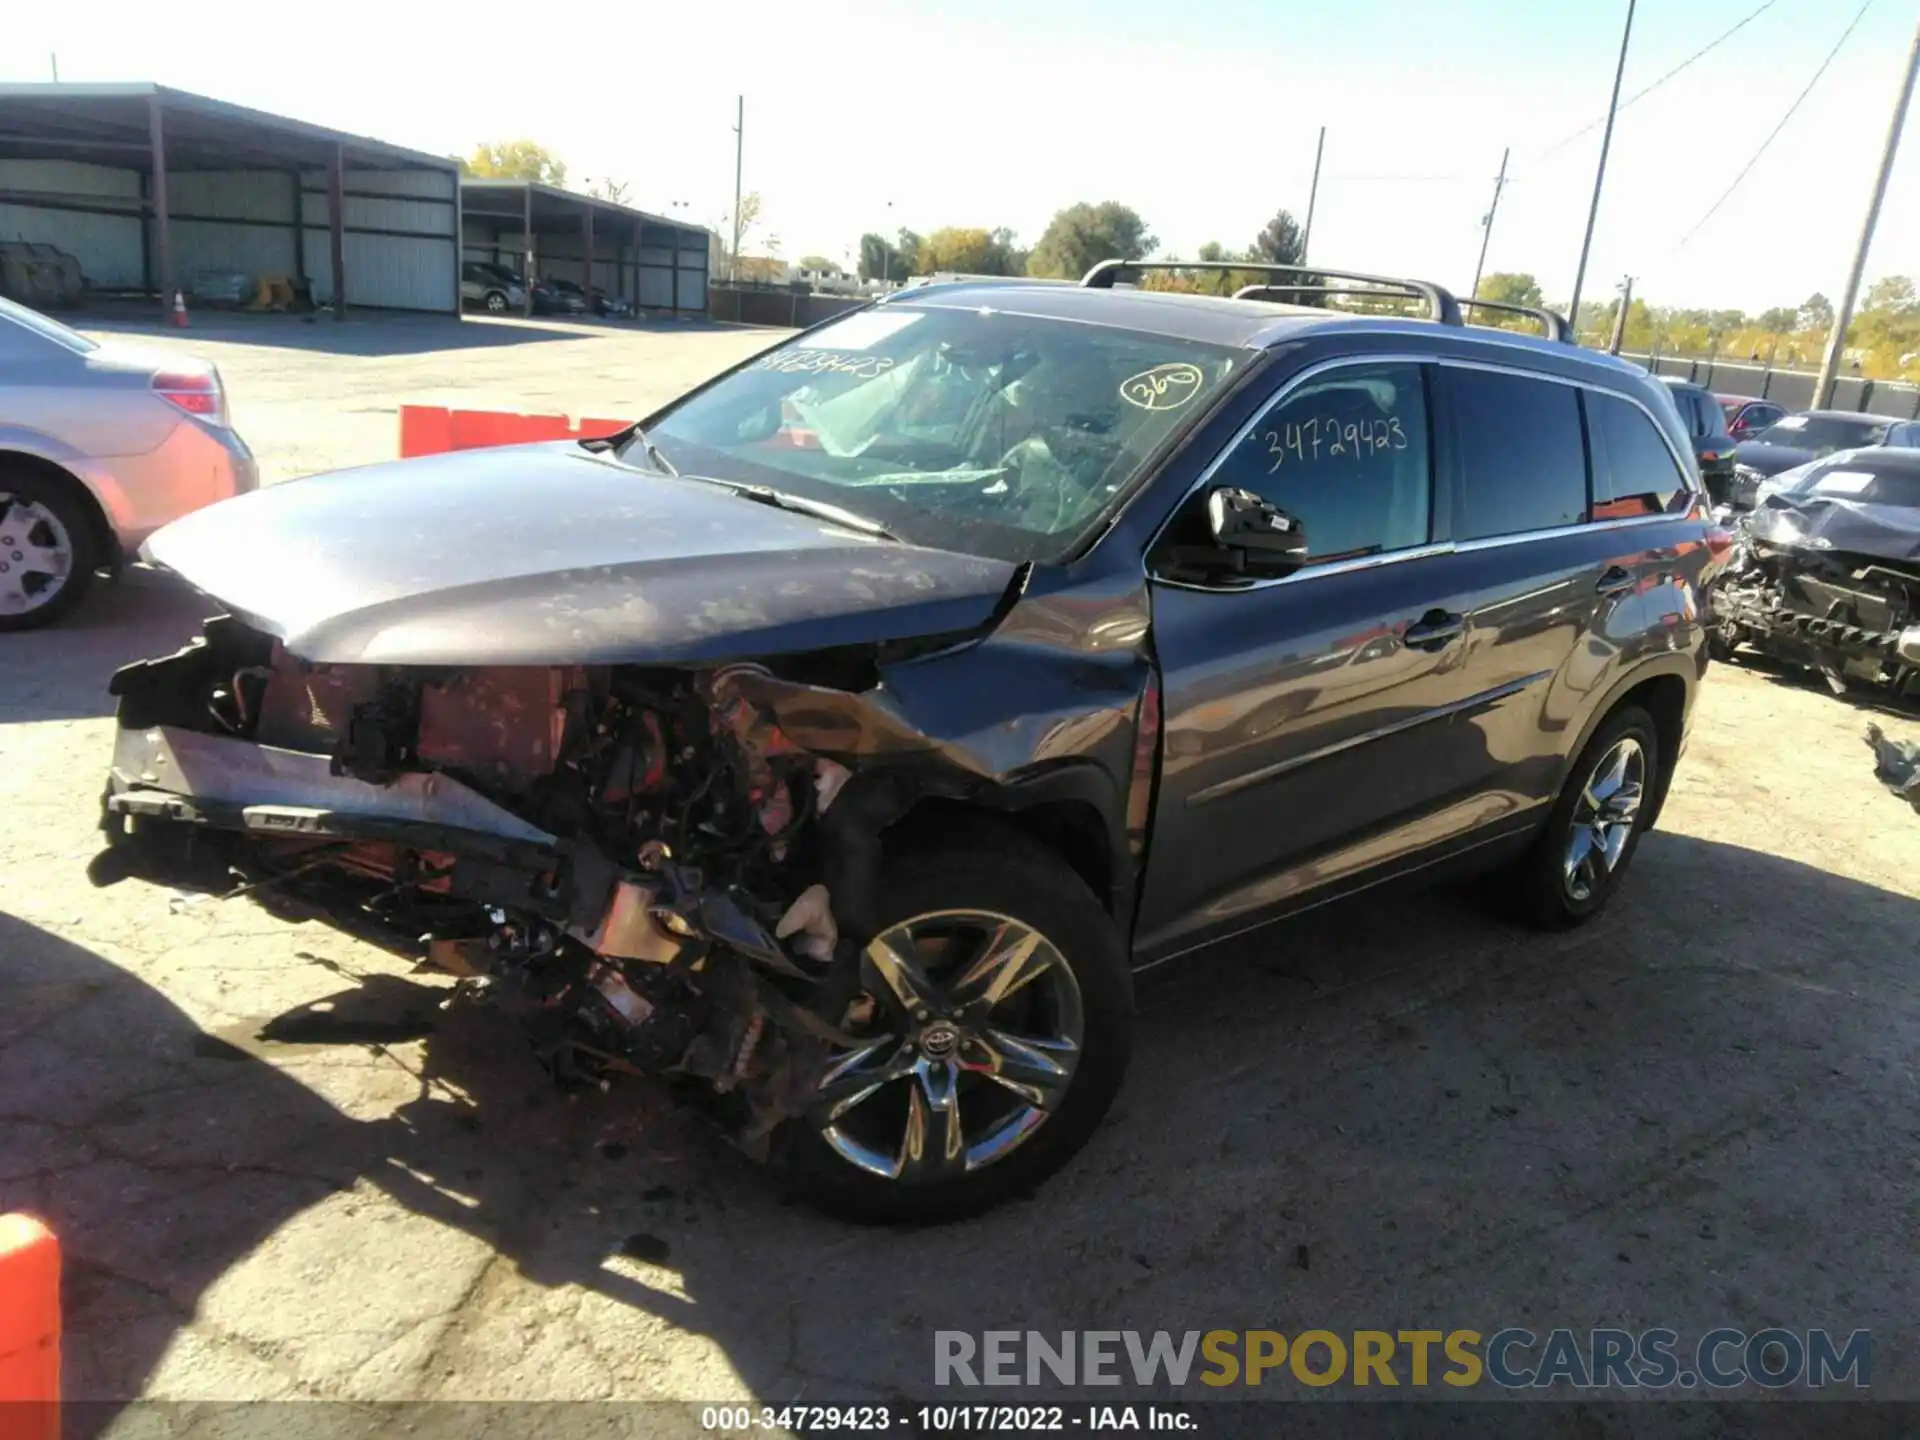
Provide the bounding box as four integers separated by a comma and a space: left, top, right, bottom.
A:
171, 290, 189, 328
0, 1214, 60, 1440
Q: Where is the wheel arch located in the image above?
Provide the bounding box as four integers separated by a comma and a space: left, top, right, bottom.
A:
0, 447, 118, 575
883, 765, 1131, 923
1558, 658, 1696, 833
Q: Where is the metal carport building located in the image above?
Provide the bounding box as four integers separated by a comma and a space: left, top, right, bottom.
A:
0, 83, 461, 316
460, 180, 709, 317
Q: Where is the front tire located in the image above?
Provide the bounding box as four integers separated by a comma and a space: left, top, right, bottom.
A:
0, 469, 98, 631
1506, 704, 1660, 930
485, 290, 509, 315
778, 830, 1133, 1224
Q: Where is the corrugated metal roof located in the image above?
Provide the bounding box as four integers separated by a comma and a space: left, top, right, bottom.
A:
458, 179, 709, 243
0, 83, 459, 172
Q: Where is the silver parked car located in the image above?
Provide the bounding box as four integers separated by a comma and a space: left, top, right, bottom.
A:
0, 296, 257, 629
461, 262, 527, 315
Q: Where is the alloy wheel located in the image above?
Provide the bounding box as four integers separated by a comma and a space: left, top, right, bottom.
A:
0, 495, 75, 617
1563, 737, 1646, 902
812, 909, 1084, 1183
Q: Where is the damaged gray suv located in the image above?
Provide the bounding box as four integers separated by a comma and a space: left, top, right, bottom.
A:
93, 263, 1725, 1222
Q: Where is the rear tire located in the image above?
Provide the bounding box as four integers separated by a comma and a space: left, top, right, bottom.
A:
0, 468, 98, 632
777, 829, 1133, 1225
1504, 704, 1661, 930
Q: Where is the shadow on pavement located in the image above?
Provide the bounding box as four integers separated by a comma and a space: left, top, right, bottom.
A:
0, 568, 214, 724
6, 825, 1918, 1417
1726, 650, 1920, 721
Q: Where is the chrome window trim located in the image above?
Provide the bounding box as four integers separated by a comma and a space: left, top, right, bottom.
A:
1144, 349, 1700, 595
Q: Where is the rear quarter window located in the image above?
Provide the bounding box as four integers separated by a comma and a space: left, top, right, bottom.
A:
1587, 392, 1692, 518
1442, 368, 1587, 540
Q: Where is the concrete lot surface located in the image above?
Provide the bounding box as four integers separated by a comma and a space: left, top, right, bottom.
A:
84, 310, 785, 486
3, 314, 1919, 1415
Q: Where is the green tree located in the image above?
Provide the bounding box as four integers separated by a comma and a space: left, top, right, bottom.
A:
855, 231, 916, 283
984, 226, 1028, 276
1755, 306, 1797, 334
586, 177, 630, 205
1026, 202, 1156, 280
798, 255, 841, 275
1249, 209, 1307, 267
1863, 275, 1918, 315
1244, 209, 1322, 305
893, 229, 923, 280
466, 140, 567, 187
918, 227, 1000, 275
1475, 272, 1544, 308
1797, 293, 1834, 332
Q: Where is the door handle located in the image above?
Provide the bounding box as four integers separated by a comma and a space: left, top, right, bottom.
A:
1596, 565, 1637, 596
1403, 609, 1464, 651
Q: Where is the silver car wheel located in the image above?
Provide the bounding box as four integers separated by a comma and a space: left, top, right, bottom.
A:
0, 495, 76, 616
813, 909, 1084, 1184
486, 291, 508, 314
1564, 737, 1646, 902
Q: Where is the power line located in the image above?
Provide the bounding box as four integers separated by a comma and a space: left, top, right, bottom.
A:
1534, 0, 1781, 162
1674, 0, 1873, 251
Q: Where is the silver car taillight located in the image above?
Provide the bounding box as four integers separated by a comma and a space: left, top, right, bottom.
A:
153, 368, 228, 428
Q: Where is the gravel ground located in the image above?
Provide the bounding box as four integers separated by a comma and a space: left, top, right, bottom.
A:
3, 313, 1918, 1418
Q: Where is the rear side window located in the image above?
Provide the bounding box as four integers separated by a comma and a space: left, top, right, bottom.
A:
1206, 362, 1433, 561
1444, 368, 1587, 540
1588, 392, 1691, 518
0, 295, 97, 356
1685, 390, 1727, 438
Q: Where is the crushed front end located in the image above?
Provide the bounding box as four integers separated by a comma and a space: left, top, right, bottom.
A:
1711, 499, 1920, 697
92, 617, 937, 1150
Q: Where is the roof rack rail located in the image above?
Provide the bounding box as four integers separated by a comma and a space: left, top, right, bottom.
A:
1458, 297, 1575, 344
1080, 259, 1463, 327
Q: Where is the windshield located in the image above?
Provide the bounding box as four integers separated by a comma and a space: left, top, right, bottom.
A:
0, 295, 97, 355
1753, 415, 1888, 454
643, 304, 1242, 561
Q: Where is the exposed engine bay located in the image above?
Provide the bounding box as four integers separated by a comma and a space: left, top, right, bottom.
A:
92, 618, 966, 1151
1710, 497, 1920, 697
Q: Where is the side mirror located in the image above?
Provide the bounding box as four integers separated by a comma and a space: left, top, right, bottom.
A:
1207, 487, 1309, 572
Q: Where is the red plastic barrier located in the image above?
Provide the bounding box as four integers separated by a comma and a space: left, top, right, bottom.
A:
398, 406, 634, 458
0, 1214, 60, 1440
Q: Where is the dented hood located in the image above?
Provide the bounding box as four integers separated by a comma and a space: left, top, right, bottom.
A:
1753, 494, 1920, 565
143, 443, 1017, 665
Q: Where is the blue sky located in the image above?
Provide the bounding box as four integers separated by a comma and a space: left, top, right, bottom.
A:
11, 0, 1917, 311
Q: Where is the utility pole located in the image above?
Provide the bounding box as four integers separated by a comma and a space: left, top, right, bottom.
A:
1609, 274, 1634, 354
1300, 126, 1326, 262
1568, 0, 1635, 336
1814, 17, 1919, 408
49, 53, 59, 81
1469, 146, 1510, 302
729, 95, 744, 284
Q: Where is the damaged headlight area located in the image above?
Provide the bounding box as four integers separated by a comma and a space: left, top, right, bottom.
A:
91, 615, 926, 1153
1710, 510, 1920, 698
